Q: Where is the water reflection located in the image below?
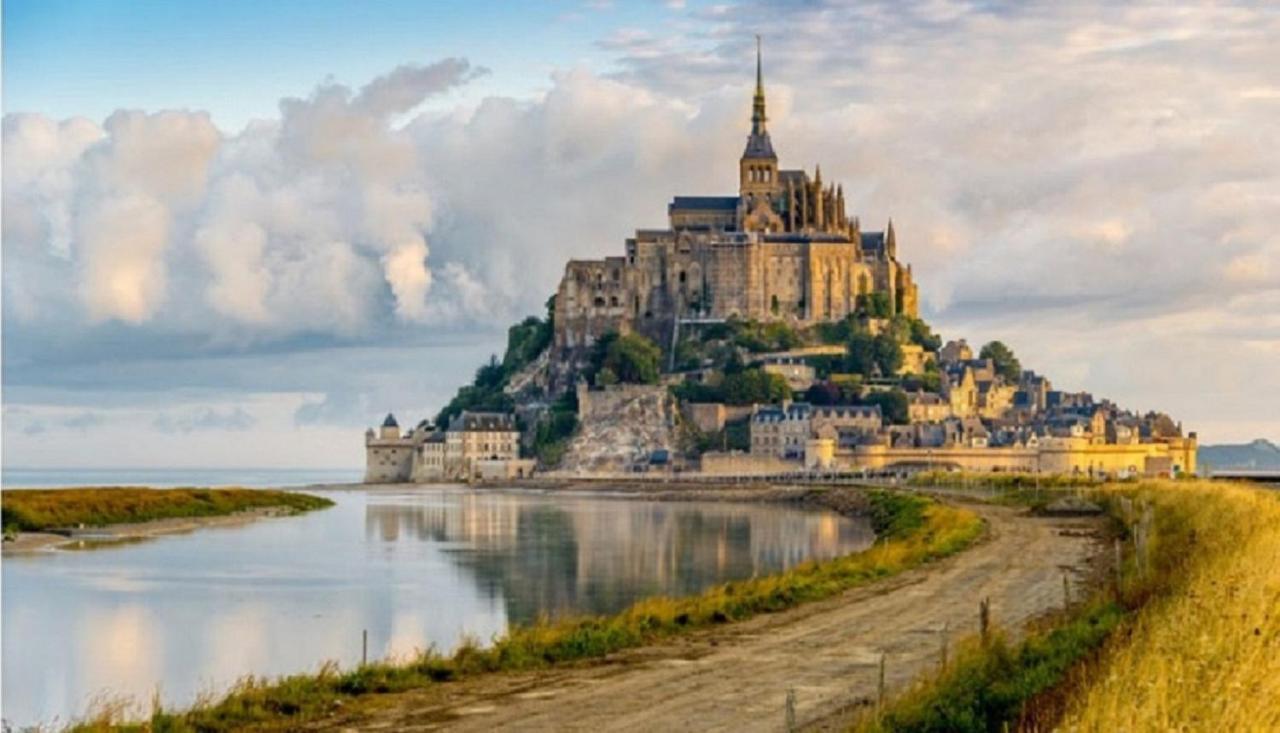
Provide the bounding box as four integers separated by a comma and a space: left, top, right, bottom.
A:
363, 492, 872, 624
2, 488, 872, 728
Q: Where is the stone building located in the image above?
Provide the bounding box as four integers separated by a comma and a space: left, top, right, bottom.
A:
553, 43, 919, 360
364, 413, 417, 483
750, 401, 814, 459
364, 410, 529, 483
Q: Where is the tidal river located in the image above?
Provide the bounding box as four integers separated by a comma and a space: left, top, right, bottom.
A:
1, 487, 874, 728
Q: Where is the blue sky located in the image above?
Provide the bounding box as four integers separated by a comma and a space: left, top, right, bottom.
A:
3, 0, 681, 127
4, 0, 1278, 469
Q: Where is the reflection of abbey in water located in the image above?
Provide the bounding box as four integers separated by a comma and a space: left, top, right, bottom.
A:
365, 495, 873, 622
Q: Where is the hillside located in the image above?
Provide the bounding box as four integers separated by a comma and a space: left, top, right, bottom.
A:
1198, 438, 1280, 470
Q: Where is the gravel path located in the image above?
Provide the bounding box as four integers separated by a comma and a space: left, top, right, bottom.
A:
317, 503, 1103, 732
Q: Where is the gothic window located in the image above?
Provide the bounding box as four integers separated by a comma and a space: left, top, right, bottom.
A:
609, 296, 619, 307
678, 270, 687, 284
593, 296, 606, 307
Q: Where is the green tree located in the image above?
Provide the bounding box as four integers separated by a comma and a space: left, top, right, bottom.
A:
980, 341, 1022, 382
862, 389, 909, 425
857, 292, 892, 319
907, 317, 942, 351
503, 316, 553, 374
847, 331, 903, 377
846, 331, 877, 375
592, 332, 662, 385
721, 368, 791, 405
872, 333, 904, 375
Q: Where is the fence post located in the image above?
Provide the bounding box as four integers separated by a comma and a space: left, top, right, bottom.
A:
1062, 571, 1071, 608
1113, 537, 1123, 593
939, 621, 949, 669
979, 597, 991, 645
877, 653, 887, 712
784, 688, 797, 732
362, 629, 368, 666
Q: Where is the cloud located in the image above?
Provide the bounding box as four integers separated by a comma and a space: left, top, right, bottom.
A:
151, 407, 257, 433
3, 58, 483, 341
294, 392, 370, 427
3, 2, 1279, 465
59, 412, 102, 431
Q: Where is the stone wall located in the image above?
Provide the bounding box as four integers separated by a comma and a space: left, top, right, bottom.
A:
700, 451, 798, 475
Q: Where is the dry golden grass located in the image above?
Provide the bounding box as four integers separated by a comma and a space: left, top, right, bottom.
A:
2, 487, 332, 532
1063, 480, 1280, 730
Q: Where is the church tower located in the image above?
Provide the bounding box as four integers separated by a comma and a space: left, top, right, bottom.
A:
739, 36, 779, 200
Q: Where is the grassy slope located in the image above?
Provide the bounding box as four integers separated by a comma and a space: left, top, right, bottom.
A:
80, 490, 983, 732
1, 487, 333, 533
1063, 480, 1280, 729
859, 479, 1280, 732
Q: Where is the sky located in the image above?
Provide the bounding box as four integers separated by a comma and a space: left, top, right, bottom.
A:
3, 0, 1278, 469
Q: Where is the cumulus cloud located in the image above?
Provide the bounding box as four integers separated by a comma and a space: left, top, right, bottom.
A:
3, 58, 483, 339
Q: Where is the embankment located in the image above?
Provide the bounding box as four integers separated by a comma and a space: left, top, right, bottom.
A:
858, 479, 1280, 732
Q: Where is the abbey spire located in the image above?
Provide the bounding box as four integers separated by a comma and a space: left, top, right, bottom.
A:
752, 34, 767, 137
740, 35, 778, 199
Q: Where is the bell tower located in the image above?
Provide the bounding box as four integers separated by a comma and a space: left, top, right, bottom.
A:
739, 36, 779, 201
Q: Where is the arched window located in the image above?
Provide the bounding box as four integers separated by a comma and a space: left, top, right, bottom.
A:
609, 296, 619, 307
678, 270, 687, 284
593, 296, 606, 307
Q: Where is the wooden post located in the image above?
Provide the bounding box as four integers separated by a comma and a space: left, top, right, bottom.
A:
362, 629, 368, 666
877, 653, 887, 711
939, 621, 949, 669
979, 597, 991, 645
1062, 571, 1071, 607
784, 688, 797, 732
1114, 538, 1123, 592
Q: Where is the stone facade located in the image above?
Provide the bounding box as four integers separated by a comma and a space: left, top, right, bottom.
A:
553, 47, 919, 360
364, 411, 524, 483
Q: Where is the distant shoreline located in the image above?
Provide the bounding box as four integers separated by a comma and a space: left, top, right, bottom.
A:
3, 506, 305, 554
1, 487, 333, 555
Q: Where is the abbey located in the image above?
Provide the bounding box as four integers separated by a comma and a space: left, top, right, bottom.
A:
554, 43, 918, 355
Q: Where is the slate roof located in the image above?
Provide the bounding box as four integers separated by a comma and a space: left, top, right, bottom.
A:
751, 402, 813, 423
670, 196, 740, 211
449, 411, 518, 432
382, 413, 399, 428
860, 232, 885, 253
742, 131, 776, 159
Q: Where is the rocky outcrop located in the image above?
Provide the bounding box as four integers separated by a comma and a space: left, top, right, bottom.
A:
557, 384, 678, 474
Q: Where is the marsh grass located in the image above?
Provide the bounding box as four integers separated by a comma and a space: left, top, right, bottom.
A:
858, 479, 1280, 732
1, 487, 333, 533
73, 491, 982, 732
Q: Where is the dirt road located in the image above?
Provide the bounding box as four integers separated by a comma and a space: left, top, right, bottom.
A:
318, 503, 1103, 732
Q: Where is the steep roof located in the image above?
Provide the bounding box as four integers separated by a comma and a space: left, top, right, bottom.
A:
449, 411, 517, 432
382, 413, 398, 428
